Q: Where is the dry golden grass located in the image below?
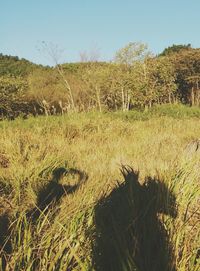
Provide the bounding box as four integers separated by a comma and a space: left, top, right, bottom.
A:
0, 109, 199, 270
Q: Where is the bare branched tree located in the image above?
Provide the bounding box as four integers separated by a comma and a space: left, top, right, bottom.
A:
39, 42, 76, 111
79, 43, 101, 62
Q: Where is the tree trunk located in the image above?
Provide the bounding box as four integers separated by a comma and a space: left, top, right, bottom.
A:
41, 100, 49, 116
168, 92, 172, 104
56, 66, 76, 111
191, 87, 194, 106
126, 93, 131, 111
121, 87, 125, 111
96, 87, 102, 112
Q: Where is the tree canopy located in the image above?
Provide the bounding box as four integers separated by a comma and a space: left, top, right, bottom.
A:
0, 43, 200, 118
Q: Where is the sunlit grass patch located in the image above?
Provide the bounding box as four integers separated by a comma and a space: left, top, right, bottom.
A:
0, 106, 200, 270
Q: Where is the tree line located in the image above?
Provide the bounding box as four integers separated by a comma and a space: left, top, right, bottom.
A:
0, 43, 200, 118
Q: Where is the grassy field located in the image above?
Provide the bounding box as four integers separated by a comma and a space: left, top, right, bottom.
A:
0, 105, 199, 271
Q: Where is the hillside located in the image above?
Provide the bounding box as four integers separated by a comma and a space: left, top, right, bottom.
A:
0, 45, 200, 119
0, 53, 46, 77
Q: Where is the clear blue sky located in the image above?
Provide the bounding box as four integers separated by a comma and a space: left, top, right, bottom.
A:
1, 0, 200, 65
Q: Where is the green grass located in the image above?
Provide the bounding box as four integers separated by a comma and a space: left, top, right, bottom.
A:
113, 104, 200, 121
0, 104, 199, 271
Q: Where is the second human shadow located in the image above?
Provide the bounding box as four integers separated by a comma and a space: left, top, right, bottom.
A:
93, 167, 177, 271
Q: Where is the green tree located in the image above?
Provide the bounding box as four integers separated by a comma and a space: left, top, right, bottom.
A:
114, 42, 151, 110
115, 42, 150, 66
167, 48, 200, 105
159, 44, 192, 56
81, 63, 112, 112
113, 43, 177, 110
0, 53, 45, 76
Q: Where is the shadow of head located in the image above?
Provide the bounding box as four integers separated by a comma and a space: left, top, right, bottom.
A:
142, 176, 177, 219
0, 168, 88, 269
32, 167, 88, 219
117, 166, 177, 219
93, 166, 177, 271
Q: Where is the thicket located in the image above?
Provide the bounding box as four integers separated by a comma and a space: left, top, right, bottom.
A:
0, 43, 200, 118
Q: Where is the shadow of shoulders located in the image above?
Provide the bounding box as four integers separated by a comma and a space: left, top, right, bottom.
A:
93, 167, 177, 271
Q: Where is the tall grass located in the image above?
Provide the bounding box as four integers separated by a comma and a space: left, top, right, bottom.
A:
0, 105, 199, 270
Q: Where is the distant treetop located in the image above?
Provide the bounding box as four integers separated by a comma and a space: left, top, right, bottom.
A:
0, 53, 48, 76
159, 44, 192, 56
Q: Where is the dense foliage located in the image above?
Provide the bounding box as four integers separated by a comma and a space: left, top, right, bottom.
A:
0, 53, 45, 77
159, 44, 192, 56
0, 43, 200, 118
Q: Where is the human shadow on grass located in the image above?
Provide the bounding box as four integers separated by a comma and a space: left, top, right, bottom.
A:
0, 181, 13, 270
0, 167, 87, 270
93, 166, 177, 271
0, 213, 12, 270
29, 167, 88, 221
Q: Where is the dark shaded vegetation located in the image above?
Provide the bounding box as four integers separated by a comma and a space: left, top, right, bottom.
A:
93, 167, 177, 271
0, 154, 10, 168
0, 180, 13, 270
0, 213, 11, 270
